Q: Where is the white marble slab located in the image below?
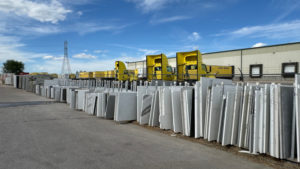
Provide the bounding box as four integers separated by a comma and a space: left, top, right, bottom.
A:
114, 92, 137, 123
159, 87, 173, 130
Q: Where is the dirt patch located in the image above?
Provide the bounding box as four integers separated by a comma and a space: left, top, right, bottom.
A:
132, 121, 300, 169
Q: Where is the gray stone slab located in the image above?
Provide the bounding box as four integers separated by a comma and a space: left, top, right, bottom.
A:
243, 85, 255, 149
252, 89, 262, 154
262, 85, 270, 154
105, 95, 115, 119
54, 87, 61, 102
279, 86, 293, 159
171, 87, 183, 133
60, 88, 67, 103
114, 92, 137, 122
70, 90, 76, 109
238, 85, 249, 148
203, 88, 211, 139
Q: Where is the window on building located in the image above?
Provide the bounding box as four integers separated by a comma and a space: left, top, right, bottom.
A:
282, 62, 298, 77
250, 64, 263, 78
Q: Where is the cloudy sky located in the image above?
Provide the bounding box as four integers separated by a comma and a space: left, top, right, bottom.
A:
1, 0, 300, 73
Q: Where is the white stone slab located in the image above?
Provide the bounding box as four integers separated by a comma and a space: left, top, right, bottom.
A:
140, 94, 152, 125
159, 87, 173, 130
76, 89, 89, 110
222, 91, 235, 146
149, 90, 160, 127
207, 85, 223, 141
181, 87, 193, 137
230, 84, 243, 145
295, 74, 300, 162
96, 93, 108, 118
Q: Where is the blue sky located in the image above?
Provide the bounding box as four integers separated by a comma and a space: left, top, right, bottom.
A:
1, 0, 300, 73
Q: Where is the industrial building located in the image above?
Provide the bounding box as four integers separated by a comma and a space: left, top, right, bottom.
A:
127, 42, 300, 82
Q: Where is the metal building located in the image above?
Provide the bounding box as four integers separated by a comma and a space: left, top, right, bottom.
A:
126, 42, 300, 83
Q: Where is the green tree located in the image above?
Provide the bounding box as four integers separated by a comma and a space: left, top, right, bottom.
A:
2, 60, 24, 75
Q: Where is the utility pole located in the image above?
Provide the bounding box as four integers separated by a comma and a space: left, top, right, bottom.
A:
61, 41, 71, 78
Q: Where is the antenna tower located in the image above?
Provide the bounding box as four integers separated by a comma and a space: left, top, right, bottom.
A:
61, 41, 71, 78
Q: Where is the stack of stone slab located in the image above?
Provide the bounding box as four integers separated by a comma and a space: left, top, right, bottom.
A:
194, 77, 233, 139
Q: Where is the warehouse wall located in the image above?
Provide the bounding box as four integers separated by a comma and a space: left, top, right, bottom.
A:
242, 43, 300, 74
126, 42, 300, 82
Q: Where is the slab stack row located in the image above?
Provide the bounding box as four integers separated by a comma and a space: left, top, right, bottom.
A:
14, 76, 300, 163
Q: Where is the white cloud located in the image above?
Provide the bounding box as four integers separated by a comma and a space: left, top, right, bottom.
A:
43, 55, 63, 60
252, 42, 267, 48
72, 22, 130, 35
226, 20, 300, 39
0, 0, 71, 23
138, 49, 159, 55
94, 50, 108, 54
72, 53, 97, 59
150, 15, 190, 24
43, 55, 54, 59
188, 32, 201, 41
29, 54, 145, 73
77, 11, 83, 16
127, 0, 171, 12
